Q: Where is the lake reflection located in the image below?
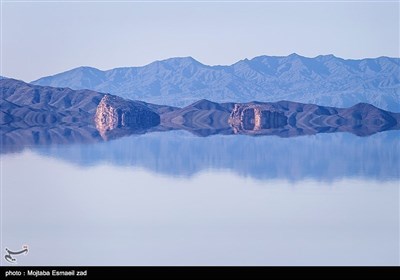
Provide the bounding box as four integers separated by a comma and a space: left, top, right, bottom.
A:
33, 130, 400, 181
1, 130, 399, 265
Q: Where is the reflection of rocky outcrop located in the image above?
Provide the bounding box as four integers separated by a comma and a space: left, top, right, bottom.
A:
228, 101, 400, 137
95, 95, 160, 140
0, 78, 103, 127
1, 78, 400, 154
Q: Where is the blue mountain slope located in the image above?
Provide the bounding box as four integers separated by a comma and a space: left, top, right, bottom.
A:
31, 54, 400, 111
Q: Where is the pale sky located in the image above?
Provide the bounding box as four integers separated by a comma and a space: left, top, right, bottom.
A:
1, 0, 399, 82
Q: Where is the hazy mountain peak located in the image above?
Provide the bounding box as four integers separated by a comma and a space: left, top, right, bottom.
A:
75, 65, 102, 72
157, 56, 202, 66
312, 54, 338, 63
288, 52, 302, 58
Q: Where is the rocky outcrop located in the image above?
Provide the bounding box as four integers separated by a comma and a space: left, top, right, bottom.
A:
159, 99, 400, 137
95, 94, 160, 140
229, 103, 288, 132
228, 101, 400, 136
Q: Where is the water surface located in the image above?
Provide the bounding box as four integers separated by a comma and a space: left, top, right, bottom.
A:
1, 130, 399, 265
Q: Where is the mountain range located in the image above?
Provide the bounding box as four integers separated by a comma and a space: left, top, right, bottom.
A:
31, 54, 400, 111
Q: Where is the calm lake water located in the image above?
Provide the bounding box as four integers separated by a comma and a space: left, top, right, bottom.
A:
1, 130, 399, 265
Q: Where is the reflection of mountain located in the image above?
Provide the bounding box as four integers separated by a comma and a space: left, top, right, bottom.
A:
34, 131, 400, 182
31, 54, 400, 111
1, 78, 400, 154
2, 79, 399, 181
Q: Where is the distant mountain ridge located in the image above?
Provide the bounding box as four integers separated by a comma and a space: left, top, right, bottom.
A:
31, 54, 400, 111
